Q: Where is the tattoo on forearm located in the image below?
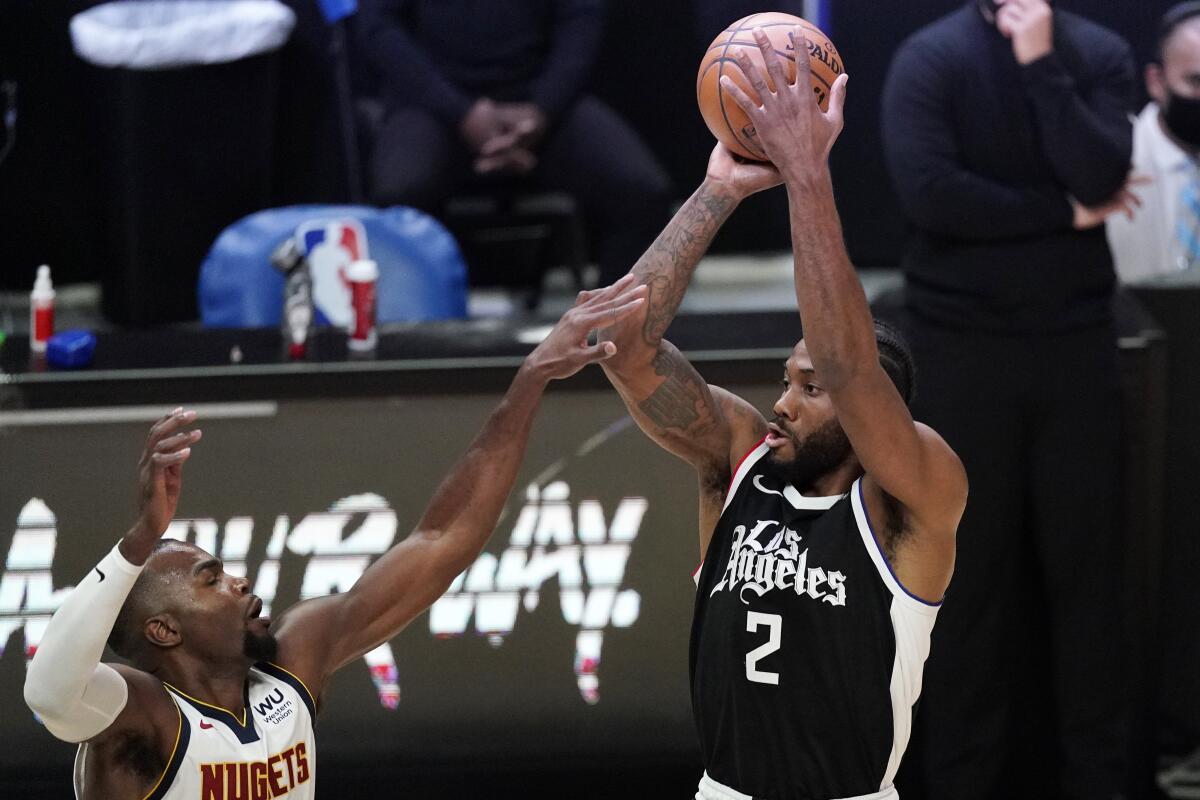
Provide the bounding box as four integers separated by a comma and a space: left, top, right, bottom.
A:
641, 274, 675, 345
638, 347, 714, 433
635, 185, 736, 346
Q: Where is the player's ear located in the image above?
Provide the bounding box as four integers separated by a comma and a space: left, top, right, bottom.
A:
144, 614, 182, 649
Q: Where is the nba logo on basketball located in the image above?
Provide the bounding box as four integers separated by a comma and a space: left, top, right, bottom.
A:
295, 219, 369, 328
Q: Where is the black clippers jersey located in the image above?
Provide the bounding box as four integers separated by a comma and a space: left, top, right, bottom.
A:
690, 440, 940, 800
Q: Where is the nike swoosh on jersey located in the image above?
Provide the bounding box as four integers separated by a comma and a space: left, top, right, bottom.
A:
94, 567, 106, 582
752, 474, 833, 510
199, 720, 214, 729
752, 475, 786, 498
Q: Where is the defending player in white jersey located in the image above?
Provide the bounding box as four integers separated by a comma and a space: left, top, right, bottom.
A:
599, 27, 968, 800
23, 278, 647, 800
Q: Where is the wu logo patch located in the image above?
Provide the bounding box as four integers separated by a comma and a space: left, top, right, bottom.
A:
254, 689, 284, 716
254, 687, 296, 725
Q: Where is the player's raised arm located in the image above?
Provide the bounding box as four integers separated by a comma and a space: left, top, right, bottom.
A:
270, 279, 647, 693
24, 410, 201, 745
599, 146, 777, 542
722, 28, 966, 594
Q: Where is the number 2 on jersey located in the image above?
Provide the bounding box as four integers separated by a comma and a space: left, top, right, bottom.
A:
745, 611, 782, 685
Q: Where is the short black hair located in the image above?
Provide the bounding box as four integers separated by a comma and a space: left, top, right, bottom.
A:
874, 319, 917, 406
107, 540, 182, 660
1158, 2, 1200, 63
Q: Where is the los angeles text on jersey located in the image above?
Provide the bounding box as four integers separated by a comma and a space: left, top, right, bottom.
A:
199, 742, 310, 800
711, 518, 847, 606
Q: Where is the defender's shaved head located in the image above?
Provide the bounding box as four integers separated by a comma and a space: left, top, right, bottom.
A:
107, 540, 192, 660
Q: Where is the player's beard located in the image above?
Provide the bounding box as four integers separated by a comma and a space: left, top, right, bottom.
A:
767, 416, 853, 493
243, 629, 279, 663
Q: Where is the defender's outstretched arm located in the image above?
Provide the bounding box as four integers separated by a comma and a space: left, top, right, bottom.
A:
24, 411, 201, 745
272, 279, 648, 691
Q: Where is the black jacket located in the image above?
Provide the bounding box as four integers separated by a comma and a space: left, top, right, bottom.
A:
882, 3, 1134, 333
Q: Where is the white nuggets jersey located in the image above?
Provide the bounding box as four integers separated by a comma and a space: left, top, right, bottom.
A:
691, 440, 940, 799
74, 662, 317, 800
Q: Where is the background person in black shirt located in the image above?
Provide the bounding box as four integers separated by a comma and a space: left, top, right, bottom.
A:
881, 1, 1138, 798
357, 0, 672, 286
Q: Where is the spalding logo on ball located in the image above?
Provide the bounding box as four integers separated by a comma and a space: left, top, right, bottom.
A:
697, 12, 844, 162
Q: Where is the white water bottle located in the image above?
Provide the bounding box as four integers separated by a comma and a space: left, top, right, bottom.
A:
30, 265, 55, 353
346, 258, 378, 352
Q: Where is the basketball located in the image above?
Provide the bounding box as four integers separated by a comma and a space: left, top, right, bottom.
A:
697, 12, 845, 161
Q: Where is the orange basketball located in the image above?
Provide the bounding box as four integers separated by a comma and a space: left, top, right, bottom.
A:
697, 12, 844, 162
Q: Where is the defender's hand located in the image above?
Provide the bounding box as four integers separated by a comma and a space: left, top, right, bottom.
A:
719, 26, 849, 183
135, 408, 201, 538
998, 0, 1054, 65
525, 275, 648, 381
706, 143, 782, 199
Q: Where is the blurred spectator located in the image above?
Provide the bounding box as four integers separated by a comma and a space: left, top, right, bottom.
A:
1109, 2, 1200, 283
356, 0, 671, 286
882, 1, 1136, 798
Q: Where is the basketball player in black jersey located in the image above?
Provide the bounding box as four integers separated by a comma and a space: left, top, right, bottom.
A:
600, 28, 968, 800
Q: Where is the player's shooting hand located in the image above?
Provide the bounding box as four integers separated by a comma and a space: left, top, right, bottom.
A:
134, 408, 201, 539
706, 142, 782, 199
998, 0, 1054, 65
1071, 174, 1150, 230
719, 26, 849, 183
525, 275, 648, 381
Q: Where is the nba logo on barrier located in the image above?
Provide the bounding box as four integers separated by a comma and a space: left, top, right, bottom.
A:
295, 218, 369, 328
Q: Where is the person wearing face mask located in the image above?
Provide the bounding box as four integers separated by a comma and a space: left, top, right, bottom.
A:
1108, 3, 1200, 282
881, 1, 1137, 799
